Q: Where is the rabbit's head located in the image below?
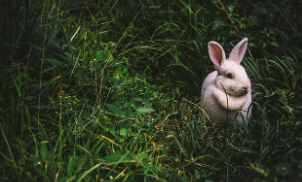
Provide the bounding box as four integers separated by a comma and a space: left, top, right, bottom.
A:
208, 38, 251, 97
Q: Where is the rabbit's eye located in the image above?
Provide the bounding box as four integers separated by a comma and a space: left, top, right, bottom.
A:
226, 73, 233, 79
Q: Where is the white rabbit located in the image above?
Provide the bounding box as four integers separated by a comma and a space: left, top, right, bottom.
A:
201, 38, 252, 123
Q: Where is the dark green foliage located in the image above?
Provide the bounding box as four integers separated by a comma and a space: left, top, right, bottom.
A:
1, 0, 302, 181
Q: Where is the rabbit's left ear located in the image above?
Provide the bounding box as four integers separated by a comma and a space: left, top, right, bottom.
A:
229, 38, 248, 64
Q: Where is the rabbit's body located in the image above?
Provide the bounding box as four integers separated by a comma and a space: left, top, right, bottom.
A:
201, 38, 252, 123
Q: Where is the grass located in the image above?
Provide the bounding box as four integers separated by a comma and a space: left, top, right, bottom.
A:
1, 0, 302, 181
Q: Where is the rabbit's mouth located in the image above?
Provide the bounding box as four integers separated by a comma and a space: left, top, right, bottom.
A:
225, 88, 249, 97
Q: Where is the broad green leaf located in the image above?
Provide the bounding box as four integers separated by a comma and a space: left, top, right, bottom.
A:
40, 144, 48, 161
119, 128, 131, 136
67, 155, 77, 177
136, 107, 155, 113
227, 5, 235, 13
105, 103, 125, 116
101, 150, 131, 163
133, 152, 148, 162
194, 169, 201, 180
271, 41, 279, 47
47, 58, 66, 66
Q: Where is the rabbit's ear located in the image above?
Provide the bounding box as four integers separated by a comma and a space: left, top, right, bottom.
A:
208, 41, 226, 69
229, 38, 248, 64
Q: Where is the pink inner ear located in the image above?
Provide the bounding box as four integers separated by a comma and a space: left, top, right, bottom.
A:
208, 42, 225, 68
229, 38, 248, 64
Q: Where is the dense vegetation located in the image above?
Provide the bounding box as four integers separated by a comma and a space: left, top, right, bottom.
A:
1, 0, 302, 181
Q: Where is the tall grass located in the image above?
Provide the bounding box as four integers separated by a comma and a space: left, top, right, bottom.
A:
1, 0, 302, 181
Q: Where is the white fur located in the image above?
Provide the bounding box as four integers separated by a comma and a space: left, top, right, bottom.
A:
201, 38, 252, 123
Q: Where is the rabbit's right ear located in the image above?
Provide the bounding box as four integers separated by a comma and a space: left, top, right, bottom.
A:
208, 41, 226, 69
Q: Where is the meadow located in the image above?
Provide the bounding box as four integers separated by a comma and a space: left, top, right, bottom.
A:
1, 0, 302, 181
